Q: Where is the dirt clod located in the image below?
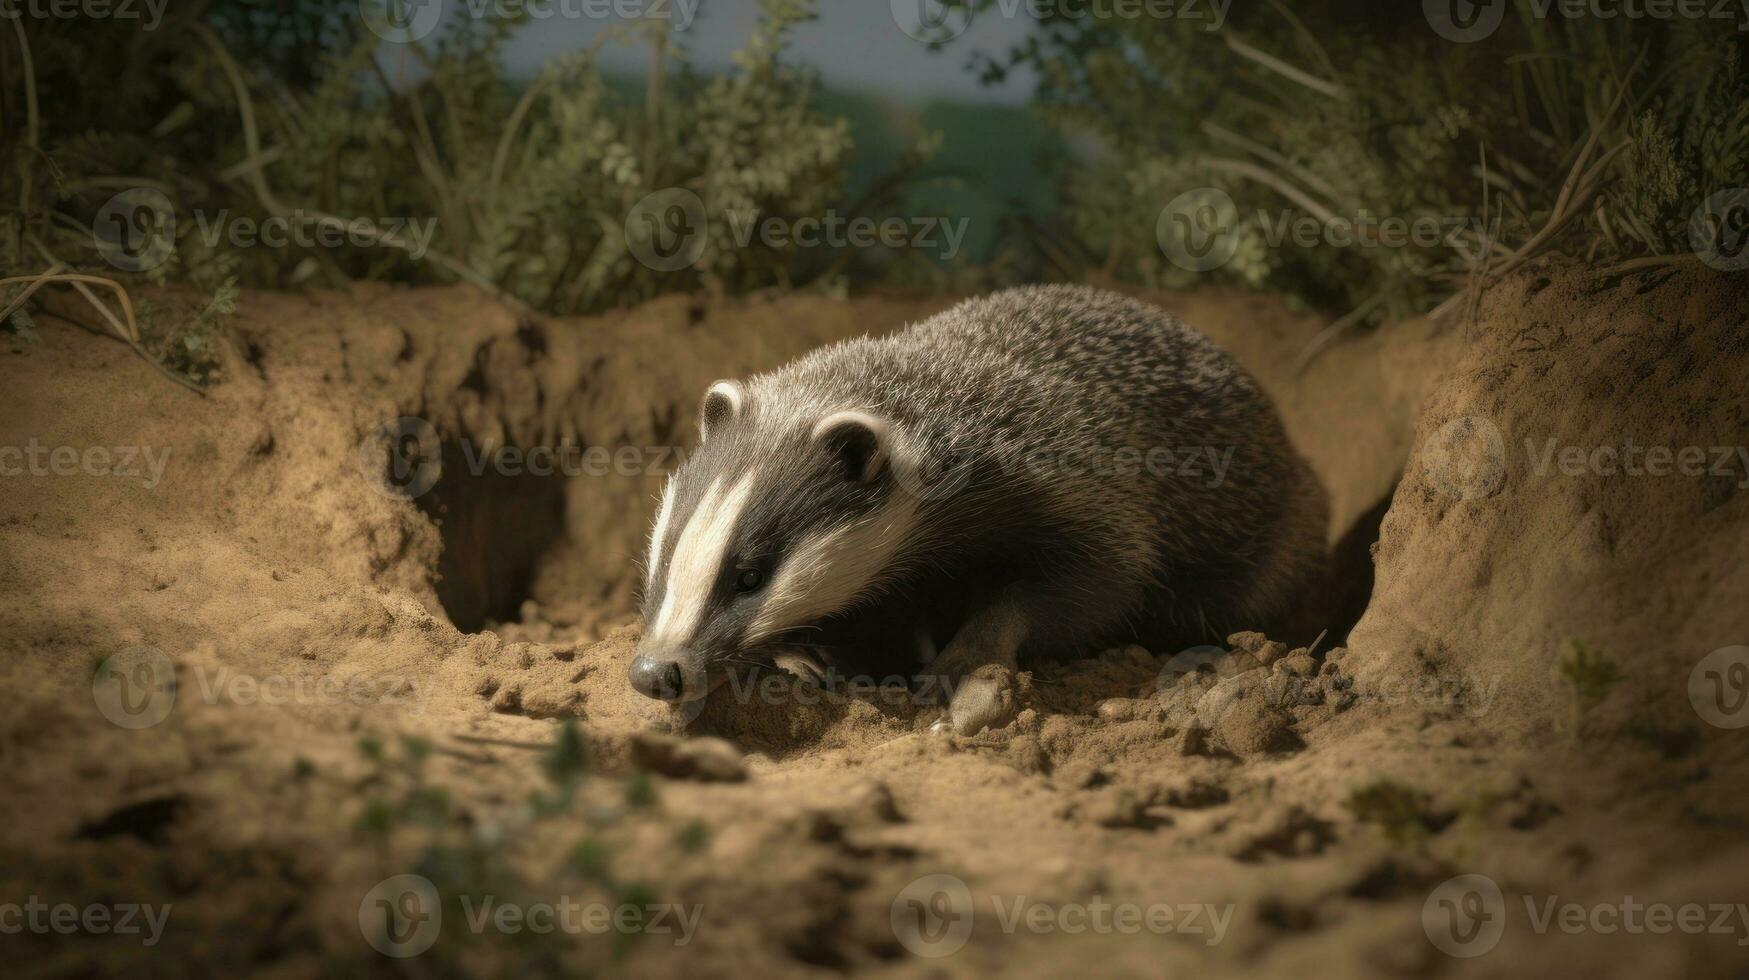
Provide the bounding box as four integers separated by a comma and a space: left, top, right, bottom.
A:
1213, 693, 1300, 757
6, 269, 1747, 977
1276, 652, 1318, 677
630, 732, 749, 782
846, 780, 904, 823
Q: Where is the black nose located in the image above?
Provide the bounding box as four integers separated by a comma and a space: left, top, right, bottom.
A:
628, 655, 688, 702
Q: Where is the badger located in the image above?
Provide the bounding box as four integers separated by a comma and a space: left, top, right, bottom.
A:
630, 285, 1327, 735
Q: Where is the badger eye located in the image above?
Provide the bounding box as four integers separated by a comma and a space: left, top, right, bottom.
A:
734, 567, 765, 593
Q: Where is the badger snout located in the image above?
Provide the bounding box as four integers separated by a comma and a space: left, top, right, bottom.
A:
628, 650, 707, 703
628, 654, 686, 701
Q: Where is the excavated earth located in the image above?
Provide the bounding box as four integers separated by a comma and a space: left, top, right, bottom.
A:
1, 263, 1746, 977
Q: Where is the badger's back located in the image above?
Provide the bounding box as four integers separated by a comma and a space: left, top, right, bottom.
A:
748, 285, 1328, 653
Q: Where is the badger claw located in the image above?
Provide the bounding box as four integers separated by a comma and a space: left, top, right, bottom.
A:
931, 663, 1016, 736
922, 597, 1026, 736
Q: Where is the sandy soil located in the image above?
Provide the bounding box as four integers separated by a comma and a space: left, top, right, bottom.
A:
1, 266, 1746, 977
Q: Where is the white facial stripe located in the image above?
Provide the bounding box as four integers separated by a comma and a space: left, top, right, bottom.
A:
646, 477, 677, 588
650, 472, 755, 647
746, 493, 921, 643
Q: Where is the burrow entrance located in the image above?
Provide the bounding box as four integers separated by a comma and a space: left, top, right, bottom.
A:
396, 432, 1393, 646
416, 440, 568, 634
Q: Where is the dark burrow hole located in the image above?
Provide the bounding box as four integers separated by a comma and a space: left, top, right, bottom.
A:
76, 794, 186, 845
416, 440, 568, 634
400, 433, 1395, 645
1319, 484, 1396, 647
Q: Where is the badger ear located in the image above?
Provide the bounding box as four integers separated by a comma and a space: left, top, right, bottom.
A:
811, 410, 893, 483
699, 380, 745, 442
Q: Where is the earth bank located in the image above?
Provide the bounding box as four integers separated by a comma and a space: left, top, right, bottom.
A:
0, 265, 1745, 976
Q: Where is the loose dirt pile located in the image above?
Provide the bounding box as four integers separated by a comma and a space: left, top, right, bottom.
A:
1, 265, 1745, 977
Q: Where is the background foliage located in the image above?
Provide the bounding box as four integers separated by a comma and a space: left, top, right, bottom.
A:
3, 0, 1744, 387
1, 0, 918, 374
973, 0, 1749, 328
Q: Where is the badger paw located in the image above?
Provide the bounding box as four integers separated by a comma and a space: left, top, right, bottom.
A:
929, 663, 1017, 736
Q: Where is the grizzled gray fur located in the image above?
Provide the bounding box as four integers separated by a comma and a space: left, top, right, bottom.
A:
630, 285, 1328, 735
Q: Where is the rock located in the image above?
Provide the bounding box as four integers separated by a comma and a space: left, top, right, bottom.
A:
1289, 702, 1339, 729
1098, 644, 1154, 667
1213, 695, 1299, 756
1227, 631, 1289, 665
1227, 805, 1336, 861
1175, 725, 1209, 757
1163, 777, 1230, 809
1277, 652, 1318, 678
1226, 631, 1269, 654
1225, 652, 1261, 673
1254, 641, 1290, 666
1086, 787, 1153, 829
1097, 697, 1142, 722
1156, 687, 1202, 729
488, 684, 522, 714
1197, 671, 1262, 725
519, 686, 585, 717
1121, 644, 1154, 666
799, 810, 845, 843
1278, 673, 1323, 706
1056, 761, 1113, 790
1005, 733, 1051, 775
630, 732, 748, 782
847, 780, 905, 823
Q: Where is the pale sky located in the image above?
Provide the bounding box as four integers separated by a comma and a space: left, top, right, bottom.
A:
497, 0, 1038, 103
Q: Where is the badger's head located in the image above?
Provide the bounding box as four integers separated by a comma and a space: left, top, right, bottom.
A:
628, 378, 923, 703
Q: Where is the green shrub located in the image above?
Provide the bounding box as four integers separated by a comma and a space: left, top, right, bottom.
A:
974, 2, 1749, 329
1, 0, 918, 385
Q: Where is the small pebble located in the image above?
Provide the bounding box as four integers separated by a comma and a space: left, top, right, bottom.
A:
1097, 697, 1141, 722
1254, 641, 1290, 666
1276, 652, 1318, 677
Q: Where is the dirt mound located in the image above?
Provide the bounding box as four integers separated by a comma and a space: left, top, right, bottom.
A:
1349, 265, 1749, 741
2, 269, 1746, 976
